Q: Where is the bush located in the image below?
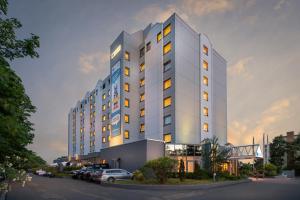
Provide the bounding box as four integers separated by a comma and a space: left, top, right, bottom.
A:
132, 170, 144, 182
144, 157, 177, 184
218, 172, 240, 180
264, 163, 277, 177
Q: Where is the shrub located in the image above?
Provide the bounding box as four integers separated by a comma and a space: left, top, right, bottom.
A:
218, 172, 240, 180
144, 157, 177, 184
264, 163, 277, 177
133, 170, 144, 182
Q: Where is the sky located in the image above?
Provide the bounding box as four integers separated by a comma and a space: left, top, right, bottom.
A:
7, 0, 300, 163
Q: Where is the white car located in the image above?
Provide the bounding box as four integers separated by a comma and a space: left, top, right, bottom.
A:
35, 169, 46, 176
92, 169, 133, 183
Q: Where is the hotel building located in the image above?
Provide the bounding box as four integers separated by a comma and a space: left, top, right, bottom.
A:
68, 13, 227, 171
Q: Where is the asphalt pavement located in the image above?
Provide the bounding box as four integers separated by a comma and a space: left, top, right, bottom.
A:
7, 175, 300, 200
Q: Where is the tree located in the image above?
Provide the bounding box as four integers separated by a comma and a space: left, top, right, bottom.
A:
269, 136, 286, 172
178, 159, 185, 181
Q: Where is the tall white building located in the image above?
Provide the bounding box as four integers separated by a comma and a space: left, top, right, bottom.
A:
68, 13, 227, 171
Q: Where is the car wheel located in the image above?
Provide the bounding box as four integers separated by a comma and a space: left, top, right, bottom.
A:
107, 177, 115, 183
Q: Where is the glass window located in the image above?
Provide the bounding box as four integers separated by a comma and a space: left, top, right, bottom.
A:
163, 24, 171, 37
102, 104, 106, 111
203, 91, 208, 101
107, 124, 111, 131
163, 78, 171, 90
203, 107, 208, 116
102, 137, 106, 143
124, 98, 129, 107
124, 83, 130, 92
157, 32, 162, 43
146, 42, 151, 52
164, 134, 172, 143
108, 101, 111, 108
163, 96, 172, 108
140, 124, 145, 133
140, 93, 145, 102
102, 126, 106, 132
124, 114, 129, 123
140, 78, 145, 87
164, 115, 172, 126
163, 42, 172, 55
102, 93, 106, 100
124, 67, 130, 76
203, 60, 208, 71
140, 47, 145, 58
124, 130, 129, 139
203, 76, 208, 86
108, 135, 111, 142
203, 45, 208, 56
140, 63, 145, 72
203, 123, 208, 132
125, 51, 130, 61
102, 114, 106, 121
140, 108, 145, 117
163, 60, 171, 72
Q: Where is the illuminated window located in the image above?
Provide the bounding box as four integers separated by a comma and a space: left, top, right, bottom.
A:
157, 32, 162, 43
146, 42, 151, 52
164, 115, 172, 126
124, 98, 130, 107
102, 114, 106, 121
140, 78, 145, 87
163, 60, 171, 72
102, 104, 106, 111
124, 67, 130, 76
203, 76, 208, 86
124, 114, 129, 123
108, 101, 111, 108
203, 60, 208, 71
107, 124, 111, 131
203, 91, 208, 101
163, 42, 172, 55
124, 83, 130, 92
90, 104, 93, 109
124, 130, 129, 139
80, 112, 83, 117
163, 134, 172, 143
163, 78, 171, 90
140, 47, 145, 58
140, 93, 145, 102
140, 124, 145, 133
163, 96, 172, 108
203, 107, 208, 116
140, 63, 145, 72
102, 126, 106, 132
140, 108, 145, 117
163, 24, 171, 37
124, 51, 130, 61
203, 45, 208, 56
80, 128, 83, 133
102, 137, 106, 143
203, 123, 208, 132
93, 131, 95, 136
108, 135, 111, 142
102, 94, 106, 100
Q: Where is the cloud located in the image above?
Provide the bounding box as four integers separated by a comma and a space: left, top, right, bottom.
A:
274, 0, 288, 10
228, 57, 253, 79
79, 51, 110, 75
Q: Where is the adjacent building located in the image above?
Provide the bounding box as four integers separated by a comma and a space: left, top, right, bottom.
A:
68, 13, 227, 172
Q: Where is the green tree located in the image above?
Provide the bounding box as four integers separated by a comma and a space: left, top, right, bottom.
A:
269, 136, 286, 172
178, 159, 185, 181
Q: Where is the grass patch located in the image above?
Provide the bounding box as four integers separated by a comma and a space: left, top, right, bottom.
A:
115, 178, 215, 185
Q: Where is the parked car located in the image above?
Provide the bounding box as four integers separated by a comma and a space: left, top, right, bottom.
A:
92, 169, 133, 183
35, 169, 46, 176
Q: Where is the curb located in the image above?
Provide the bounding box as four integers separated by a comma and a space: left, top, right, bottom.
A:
100, 179, 251, 191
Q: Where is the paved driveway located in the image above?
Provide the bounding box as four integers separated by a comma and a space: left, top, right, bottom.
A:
7, 175, 300, 200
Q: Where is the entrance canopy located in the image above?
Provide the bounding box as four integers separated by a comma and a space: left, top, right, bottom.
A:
228, 144, 263, 160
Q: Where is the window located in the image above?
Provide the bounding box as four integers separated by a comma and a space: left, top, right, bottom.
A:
140, 124, 145, 133
203, 60, 208, 71
124, 130, 129, 139
163, 42, 172, 55
163, 24, 171, 37
203, 91, 208, 101
163, 60, 171, 72
102, 104, 106, 111
102, 126, 106, 132
80, 128, 83, 133
157, 32, 162, 43
102, 114, 106, 121
203, 123, 208, 132
107, 124, 111, 131
124, 67, 130, 76
140, 93, 145, 102
102, 137, 106, 143
203, 107, 208, 116
124, 98, 130, 107
140, 78, 145, 87
102, 94, 106, 100
90, 104, 93, 109
108, 135, 111, 142
163, 134, 172, 143
164, 115, 172, 126
93, 131, 95, 136
163, 78, 171, 90
108, 101, 111, 108
140, 47, 145, 58
163, 96, 172, 108
203, 45, 208, 56
124, 83, 130, 92
124, 114, 129, 123
108, 89, 111, 96
140, 108, 145, 117
146, 42, 151, 52
124, 51, 130, 61
203, 76, 208, 86
140, 63, 145, 72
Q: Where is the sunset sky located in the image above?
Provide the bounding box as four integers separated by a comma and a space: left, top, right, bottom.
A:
7, 0, 300, 163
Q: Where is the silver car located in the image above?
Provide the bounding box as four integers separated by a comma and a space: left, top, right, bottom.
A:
93, 169, 133, 183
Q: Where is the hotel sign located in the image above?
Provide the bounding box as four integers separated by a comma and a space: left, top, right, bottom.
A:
111, 45, 121, 59
111, 61, 121, 137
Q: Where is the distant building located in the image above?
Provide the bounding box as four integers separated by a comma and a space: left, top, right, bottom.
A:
283, 131, 300, 169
